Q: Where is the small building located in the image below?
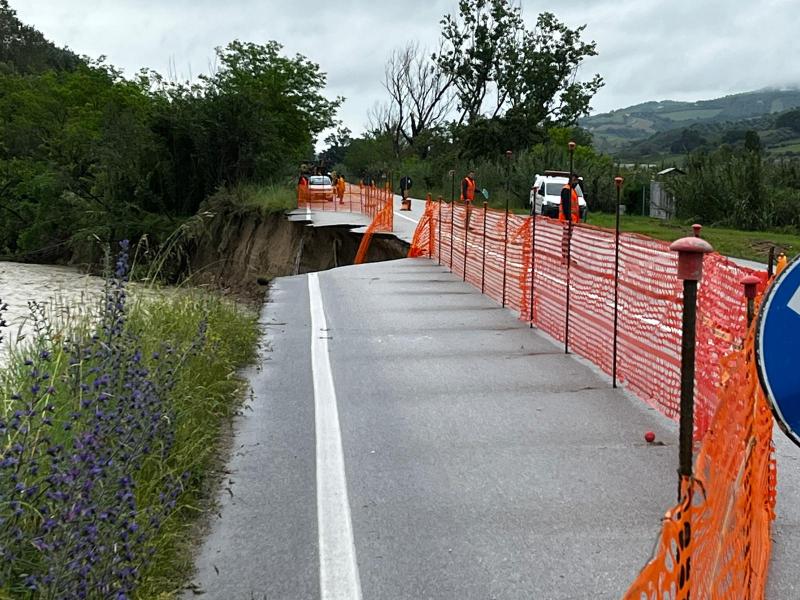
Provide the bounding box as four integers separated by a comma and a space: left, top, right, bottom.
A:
649, 167, 685, 220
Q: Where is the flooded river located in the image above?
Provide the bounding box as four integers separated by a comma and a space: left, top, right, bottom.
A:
0, 261, 103, 362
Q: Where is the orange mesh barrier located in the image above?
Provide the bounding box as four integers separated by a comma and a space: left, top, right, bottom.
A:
623, 326, 776, 599
409, 201, 777, 597
354, 191, 394, 265
408, 194, 436, 258
297, 180, 394, 226
409, 200, 768, 439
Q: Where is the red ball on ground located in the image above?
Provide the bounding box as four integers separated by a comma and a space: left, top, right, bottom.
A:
644, 431, 656, 443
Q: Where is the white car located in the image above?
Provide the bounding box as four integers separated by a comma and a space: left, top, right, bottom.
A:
307, 175, 334, 202
530, 171, 587, 219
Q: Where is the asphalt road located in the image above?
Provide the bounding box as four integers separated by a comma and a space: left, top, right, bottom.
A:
187, 258, 690, 599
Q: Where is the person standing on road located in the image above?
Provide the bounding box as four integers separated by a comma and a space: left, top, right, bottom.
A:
559, 174, 581, 223
336, 175, 346, 204
399, 175, 413, 200
461, 170, 477, 204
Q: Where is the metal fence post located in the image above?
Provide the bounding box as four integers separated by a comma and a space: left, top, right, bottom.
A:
450, 201, 454, 271
437, 196, 443, 265
502, 207, 509, 307
529, 208, 537, 328
463, 204, 470, 282
768, 246, 775, 279
742, 275, 760, 326
564, 140, 576, 354
613, 176, 624, 387
670, 234, 713, 600
671, 236, 713, 486
481, 202, 488, 293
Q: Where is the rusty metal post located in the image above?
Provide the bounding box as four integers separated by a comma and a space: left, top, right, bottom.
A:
502, 206, 509, 307
768, 246, 775, 279
564, 140, 576, 354
437, 196, 443, 265
742, 275, 760, 326
450, 200, 455, 271
670, 235, 713, 487
529, 199, 537, 328
613, 176, 624, 387
502, 150, 513, 308
463, 203, 470, 281
481, 202, 488, 293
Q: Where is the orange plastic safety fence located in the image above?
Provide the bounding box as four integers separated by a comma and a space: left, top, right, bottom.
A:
623, 327, 776, 600
297, 180, 394, 229
408, 194, 436, 258
408, 202, 777, 597
409, 201, 768, 440
354, 192, 394, 265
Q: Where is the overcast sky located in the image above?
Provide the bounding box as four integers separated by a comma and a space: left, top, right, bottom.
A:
15, 0, 800, 139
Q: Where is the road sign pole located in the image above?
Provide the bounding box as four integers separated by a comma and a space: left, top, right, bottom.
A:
613, 176, 624, 387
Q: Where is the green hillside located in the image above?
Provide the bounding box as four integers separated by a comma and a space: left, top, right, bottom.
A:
614, 107, 800, 161
582, 89, 800, 153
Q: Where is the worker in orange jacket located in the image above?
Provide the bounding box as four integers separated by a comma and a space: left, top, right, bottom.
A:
336, 175, 346, 203
461, 170, 477, 204
559, 174, 581, 223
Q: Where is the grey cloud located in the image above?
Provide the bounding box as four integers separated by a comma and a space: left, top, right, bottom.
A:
14, 0, 800, 136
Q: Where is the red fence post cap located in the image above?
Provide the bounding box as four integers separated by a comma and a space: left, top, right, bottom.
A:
692, 224, 702, 237
614, 176, 624, 189
670, 236, 714, 281
741, 274, 761, 299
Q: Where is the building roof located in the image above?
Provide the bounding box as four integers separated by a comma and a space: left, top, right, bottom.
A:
657, 167, 686, 176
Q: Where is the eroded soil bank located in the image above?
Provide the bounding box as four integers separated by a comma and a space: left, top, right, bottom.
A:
187, 203, 409, 300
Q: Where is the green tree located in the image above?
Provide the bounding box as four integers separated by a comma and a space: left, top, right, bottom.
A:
435, 2, 602, 130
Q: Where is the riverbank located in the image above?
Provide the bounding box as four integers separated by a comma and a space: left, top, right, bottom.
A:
0, 245, 259, 598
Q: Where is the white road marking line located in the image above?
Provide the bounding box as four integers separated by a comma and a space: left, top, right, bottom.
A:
306, 205, 312, 221
308, 273, 363, 600
393, 211, 420, 224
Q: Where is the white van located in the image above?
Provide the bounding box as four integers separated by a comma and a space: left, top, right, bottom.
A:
530, 171, 587, 220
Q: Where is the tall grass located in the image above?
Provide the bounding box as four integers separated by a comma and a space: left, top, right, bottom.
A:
233, 183, 296, 214
0, 242, 258, 598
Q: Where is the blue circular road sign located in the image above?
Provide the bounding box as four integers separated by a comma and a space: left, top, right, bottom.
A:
757, 255, 800, 446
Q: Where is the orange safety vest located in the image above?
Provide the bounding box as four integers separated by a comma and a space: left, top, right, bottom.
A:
461, 177, 476, 202
559, 184, 580, 223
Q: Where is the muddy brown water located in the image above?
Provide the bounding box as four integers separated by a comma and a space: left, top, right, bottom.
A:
0, 262, 103, 363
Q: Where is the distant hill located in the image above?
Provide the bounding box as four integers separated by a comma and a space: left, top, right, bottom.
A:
0, 0, 81, 73
611, 106, 800, 161
581, 89, 800, 154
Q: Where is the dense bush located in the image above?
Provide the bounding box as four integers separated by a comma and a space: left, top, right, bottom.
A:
0, 3, 339, 263
667, 146, 800, 230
